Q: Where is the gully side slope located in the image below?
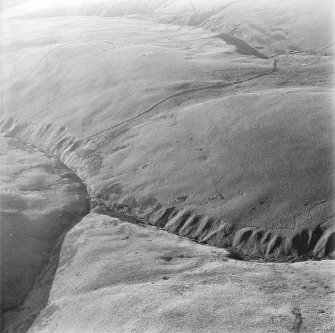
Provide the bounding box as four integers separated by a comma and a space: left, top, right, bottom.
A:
0, 137, 89, 316
4, 213, 335, 333
0, 17, 334, 260
2, 0, 333, 56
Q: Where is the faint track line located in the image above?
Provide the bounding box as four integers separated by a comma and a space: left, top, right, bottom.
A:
79, 69, 274, 141
0, 43, 73, 97
269, 199, 329, 230
0, 40, 119, 98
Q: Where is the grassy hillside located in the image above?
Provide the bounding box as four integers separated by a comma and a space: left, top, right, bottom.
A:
1, 16, 333, 260
1, 1, 334, 332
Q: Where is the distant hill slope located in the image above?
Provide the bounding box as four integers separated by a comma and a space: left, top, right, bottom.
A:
2, 0, 333, 55
156, 0, 334, 55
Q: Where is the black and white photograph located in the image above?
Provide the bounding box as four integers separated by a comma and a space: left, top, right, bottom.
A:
0, 1, 334, 332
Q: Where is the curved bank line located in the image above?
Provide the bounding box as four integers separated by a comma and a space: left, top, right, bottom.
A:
79, 69, 274, 141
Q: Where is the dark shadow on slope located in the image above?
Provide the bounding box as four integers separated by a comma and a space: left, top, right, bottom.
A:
217, 33, 269, 59
1, 212, 90, 333
1, 139, 90, 333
